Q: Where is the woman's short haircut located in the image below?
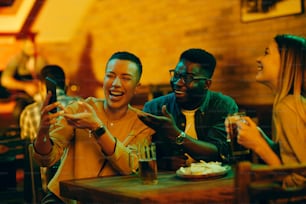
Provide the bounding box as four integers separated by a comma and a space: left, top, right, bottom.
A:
108, 51, 142, 82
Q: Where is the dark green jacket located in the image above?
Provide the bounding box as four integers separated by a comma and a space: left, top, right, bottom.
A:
143, 90, 238, 168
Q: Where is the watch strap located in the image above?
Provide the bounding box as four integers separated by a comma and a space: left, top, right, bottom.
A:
91, 126, 106, 139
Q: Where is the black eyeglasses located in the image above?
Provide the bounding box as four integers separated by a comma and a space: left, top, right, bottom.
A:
169, 69, 210, 85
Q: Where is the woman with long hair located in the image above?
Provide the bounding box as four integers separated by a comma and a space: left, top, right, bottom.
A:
233, 34, 306, 166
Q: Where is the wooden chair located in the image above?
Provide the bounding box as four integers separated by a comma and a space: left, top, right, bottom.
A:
24, 142, 45, 203
25, 143, 60, 203
235, 161, 306, 204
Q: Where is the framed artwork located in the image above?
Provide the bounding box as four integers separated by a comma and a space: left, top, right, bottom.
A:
241, 0, 303, 22
0, 0, 44, 37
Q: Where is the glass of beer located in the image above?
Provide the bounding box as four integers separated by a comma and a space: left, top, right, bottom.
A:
128, 145, 138, 174
138, 142, 158, 184
226, 112, 250, 163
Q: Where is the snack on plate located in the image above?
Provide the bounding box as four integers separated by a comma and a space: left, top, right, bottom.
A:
178, 160, 227, 175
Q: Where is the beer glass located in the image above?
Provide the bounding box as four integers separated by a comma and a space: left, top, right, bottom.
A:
226, 112, 250, 163
138, 142, 158, 184
128, 145, 138, 174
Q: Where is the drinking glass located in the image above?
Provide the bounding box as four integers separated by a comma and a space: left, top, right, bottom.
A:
226, 112, 250, 163
128, 145, 138, 174
137, 142, 158, 184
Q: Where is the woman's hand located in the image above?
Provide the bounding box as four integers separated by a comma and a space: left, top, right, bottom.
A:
63, 101, 102, 130
35, 92, 63, 155
238, 116, 281, 165
39, 92, 63, 134
237, 116, 265, 151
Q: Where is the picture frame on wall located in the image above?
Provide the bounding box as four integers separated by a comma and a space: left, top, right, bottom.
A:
241, 0, 303, 22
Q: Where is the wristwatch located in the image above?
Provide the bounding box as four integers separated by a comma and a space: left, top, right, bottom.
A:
176, 131, 186, 145
90, 126, 106, 139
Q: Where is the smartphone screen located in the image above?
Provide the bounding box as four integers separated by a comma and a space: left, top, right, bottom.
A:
45, 77, 57, 113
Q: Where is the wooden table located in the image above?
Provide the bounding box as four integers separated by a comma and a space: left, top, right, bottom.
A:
60, 170, 234, 204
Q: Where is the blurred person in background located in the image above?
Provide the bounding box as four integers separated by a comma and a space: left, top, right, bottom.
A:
1, 37, 47, 121
137, 48, 238, 171
32, 51, 154, 203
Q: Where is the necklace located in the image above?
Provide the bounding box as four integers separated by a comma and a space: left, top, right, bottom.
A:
106, 118, 122, 128
102, 102, 129, 128
104, 110, 129, 128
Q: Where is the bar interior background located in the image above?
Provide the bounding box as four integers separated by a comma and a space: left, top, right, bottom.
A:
0, 0, 305, 129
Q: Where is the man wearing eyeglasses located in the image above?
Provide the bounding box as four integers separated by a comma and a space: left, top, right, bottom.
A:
137, 48, 238, 171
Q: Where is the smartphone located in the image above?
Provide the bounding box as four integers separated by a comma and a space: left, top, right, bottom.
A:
46, 76, 57, 113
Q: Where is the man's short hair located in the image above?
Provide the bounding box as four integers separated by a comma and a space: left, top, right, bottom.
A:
108, 51, 142, 81
39, 65, 66, 90
180, 48, 216, 78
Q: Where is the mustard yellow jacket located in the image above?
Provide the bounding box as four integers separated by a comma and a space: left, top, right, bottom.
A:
33, 97, 154, 203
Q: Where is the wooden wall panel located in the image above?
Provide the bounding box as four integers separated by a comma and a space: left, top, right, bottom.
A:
1, 0, 306, 105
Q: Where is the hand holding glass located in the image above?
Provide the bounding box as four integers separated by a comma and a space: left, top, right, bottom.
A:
226, 112, 250, 161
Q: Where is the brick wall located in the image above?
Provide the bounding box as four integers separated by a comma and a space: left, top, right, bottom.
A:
1, 0, 306, 105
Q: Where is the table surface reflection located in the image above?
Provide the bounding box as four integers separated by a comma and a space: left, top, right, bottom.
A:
60, 170, 234, 204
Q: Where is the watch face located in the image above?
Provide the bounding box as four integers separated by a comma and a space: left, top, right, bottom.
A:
176, 132, 186, 145
176, 137, 183, 145
92, 126, 106, 138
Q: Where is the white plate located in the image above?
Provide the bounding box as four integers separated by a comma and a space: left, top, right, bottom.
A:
176, 164, 231, 180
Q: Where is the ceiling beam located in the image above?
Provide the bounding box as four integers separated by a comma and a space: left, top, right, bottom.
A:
0, 0, 45, 39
